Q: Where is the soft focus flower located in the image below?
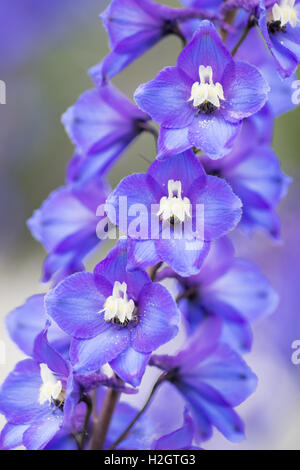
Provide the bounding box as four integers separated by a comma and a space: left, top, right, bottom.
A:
6, 294, 70, 358
27, 179, 110, 283
45, 241, 180, 386
106, 150, 242, 276
200, 108, 292, 238
258, 0, 300, 77
150, 316, 257, 442
135, 21, 269, 159
229, 24, 298, 117
173, 237, 278, 351
62, 84, 150, 185
90, 0, 215, 84
0, 330, 76, 450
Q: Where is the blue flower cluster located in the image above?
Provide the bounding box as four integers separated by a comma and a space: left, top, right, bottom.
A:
0, 0, 296, 450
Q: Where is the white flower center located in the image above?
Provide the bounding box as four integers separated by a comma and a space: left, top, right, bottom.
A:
188, 65, 225, 109
157, 180, 191, 224
100, 281, 135, 325
272, 0, 298, 27
39, 364, 63, 406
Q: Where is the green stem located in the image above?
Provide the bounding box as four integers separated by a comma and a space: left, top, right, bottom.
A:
88, 387, 121, 450
79, 394, 93, 450
231, 17, 254, 56
108, 373, 166, 450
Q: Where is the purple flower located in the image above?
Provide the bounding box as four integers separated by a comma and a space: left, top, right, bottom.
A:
152, 410, 202, 450
150, 316, 257, 442
89, 0, 214, 84
173, 237, 279, 351
258, 0, 300, 77
45, 241, 180, 387
0, 330, 75, 450
6, 294, 70, 359
106, 150, 242, 277
62, 83, 150, 185
27, 179, 110, 283
200, 109, 292, 238
229, 24, 298, 117
134, 20, 269, 159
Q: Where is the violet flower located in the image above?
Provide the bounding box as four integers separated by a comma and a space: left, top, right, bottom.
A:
200, 109, 292, 238
0, 330, 76, 450
258, 0, 300, 77
150, 316, 257, 442
45, 241, 180, 387
90, 0, 215, 84
106, 150, 242, 277
6, 294, 70, 359
134, 20, 269, 159
27, 179, 110, 283
174, 237, 279, 351
62, 83, 150, 185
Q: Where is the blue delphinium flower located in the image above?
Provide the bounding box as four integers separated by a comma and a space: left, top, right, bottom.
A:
200, 110, 292, 238
134, 20, 269, 159
150, 316, 257, 442
258, 0, 300, 77
6, 294, 70, 358
62, 83, 150, 185
27, 179, 110, 283
89, 0, 216, 84
0, 329, 77, 450
45, 241, 180, 387
229, 24, 298, 117
169, 237, 278, 351
106, 150, 242, 277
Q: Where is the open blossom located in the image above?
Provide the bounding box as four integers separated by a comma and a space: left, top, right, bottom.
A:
0, 330, 76, 450
134, 20, 269, 159
62, 83, 150, 185
150, 316, 257, 442
172, 237, 278, 351
27, 179, 110, 283
106, 150, 242, 277
200, 109, 292, 238
45, 241, 180, 387
258, 0, 300, 77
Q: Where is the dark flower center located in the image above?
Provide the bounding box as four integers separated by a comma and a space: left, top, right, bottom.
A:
196, 102, 218, 115
267, 20, 287, 33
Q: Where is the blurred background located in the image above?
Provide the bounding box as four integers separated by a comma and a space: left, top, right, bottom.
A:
0, 0, 299, 450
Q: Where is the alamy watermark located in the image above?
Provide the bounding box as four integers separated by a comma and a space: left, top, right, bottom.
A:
95, 198, 205, 251
291, 340, 300, 365
0, 80, 6, 104
291, 80, 300, 106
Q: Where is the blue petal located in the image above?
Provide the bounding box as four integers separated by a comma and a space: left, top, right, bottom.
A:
23, 413, 62, 450
134, 67, 194, 128
45, 272, 109, 339
177, 20, 233, 82
131, 283, 179, 353
0, 359, 52, 425
110, 347, 150, 387
71, 326, 130, 374
189, 113, 241, 159
192, 175, 242, 241
0, 423, 28, 450
222, 61, 270, 122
